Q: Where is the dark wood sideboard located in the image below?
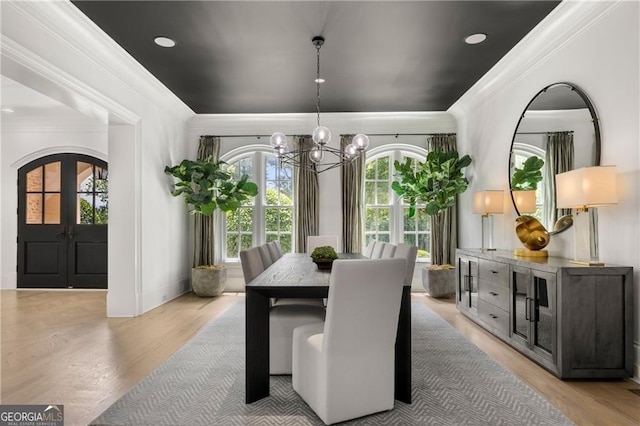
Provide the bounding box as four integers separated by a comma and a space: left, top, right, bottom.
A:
456, 248, 633, 379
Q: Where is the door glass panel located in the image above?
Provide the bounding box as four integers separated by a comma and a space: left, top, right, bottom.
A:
26, 166, 43, 192
513, 271, 529, 339
26, 194, 43, 224
78, 193, 94, 224
44, 193, 61, 224
44, 162, 61, 192
77, 162, 93, 191
77, 161, 108, 224
534, 276, 553, 353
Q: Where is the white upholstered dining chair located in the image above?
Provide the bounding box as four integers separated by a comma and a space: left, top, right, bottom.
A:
394, 243, 418, 286
239, 247, 325, 375
370, 241, 386, 258
381, 243, 396, 258
364, 239, 376, 258
306, 235, 339, 253
292, 257, 406, 425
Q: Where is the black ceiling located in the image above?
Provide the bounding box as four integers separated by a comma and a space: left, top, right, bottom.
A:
72, 1, 561, 114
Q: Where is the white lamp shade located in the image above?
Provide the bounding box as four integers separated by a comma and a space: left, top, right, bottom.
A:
512, 190, 537, 214
473, 190, 504, 214
555, 166, 618, 209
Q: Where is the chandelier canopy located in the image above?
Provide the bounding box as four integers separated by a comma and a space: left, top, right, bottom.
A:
270, 36, 369, 173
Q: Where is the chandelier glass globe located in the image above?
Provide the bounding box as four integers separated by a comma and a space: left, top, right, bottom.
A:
312, 126, 331, 145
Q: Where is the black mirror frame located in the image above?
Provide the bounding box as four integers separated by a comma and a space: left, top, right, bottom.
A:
508, 82, 601, 216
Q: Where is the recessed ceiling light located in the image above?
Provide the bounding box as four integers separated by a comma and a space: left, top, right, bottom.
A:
1, 107, 14, 113
464, 33, 487, 45
154, 36, 176, 48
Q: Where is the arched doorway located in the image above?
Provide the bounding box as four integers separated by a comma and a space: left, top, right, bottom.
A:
18, 153, 108, 288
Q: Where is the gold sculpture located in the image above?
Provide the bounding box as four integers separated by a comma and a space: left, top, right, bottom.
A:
514, 215, 550, 257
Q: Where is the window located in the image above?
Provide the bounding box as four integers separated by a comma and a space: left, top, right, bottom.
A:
364, 146, 430, 261
223, 147, 294, 260
511, 143, 545, 221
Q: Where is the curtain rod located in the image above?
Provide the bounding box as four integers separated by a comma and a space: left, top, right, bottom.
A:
516, 131, 574, 135
200, 132, 456, 139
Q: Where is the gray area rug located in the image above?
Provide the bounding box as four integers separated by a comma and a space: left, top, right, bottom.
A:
91, 302, 573, 425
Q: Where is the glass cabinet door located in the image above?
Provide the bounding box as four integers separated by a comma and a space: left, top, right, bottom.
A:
532, 272, 555, 357
469, 259, 478, 312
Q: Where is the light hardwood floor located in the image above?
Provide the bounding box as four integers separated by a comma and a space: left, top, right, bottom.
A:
1, 290, 638, 425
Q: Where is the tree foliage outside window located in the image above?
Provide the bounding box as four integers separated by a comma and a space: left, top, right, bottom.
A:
79, 175, 108, 224
364, 152, 430, 259
224, 153, 294, 258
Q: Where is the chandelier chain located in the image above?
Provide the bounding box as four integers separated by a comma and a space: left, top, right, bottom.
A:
316, 42, 321, 127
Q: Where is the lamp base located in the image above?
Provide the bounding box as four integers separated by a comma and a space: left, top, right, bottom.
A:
569, 259, 605, 266
513, 248, 548, 258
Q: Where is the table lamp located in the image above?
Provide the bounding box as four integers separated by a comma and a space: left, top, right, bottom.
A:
555, 165, 617, 265
512, 189, 537, 214
473, 190, 504, 251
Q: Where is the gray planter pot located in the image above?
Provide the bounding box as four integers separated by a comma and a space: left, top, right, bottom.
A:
191, 266, 227, 297
422, 267, 456, 298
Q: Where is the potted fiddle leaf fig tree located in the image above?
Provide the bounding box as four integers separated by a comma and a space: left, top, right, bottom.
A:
392, 149, 472, 298
165, 157, 258, 297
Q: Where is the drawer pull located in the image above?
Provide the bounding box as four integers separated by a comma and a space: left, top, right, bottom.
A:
491, 270, 498, 274
489, 314, 498, 319
489, 291, 499, 296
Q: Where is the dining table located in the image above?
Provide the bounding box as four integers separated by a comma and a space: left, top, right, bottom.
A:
245, 252, 412, 404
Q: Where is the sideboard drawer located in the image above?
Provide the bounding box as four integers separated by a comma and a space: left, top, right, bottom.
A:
478, 280, 509, 311
478, 258, 509, 287
478, 300, 509, 337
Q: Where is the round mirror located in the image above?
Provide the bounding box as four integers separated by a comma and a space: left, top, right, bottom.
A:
508, 83, 600, 232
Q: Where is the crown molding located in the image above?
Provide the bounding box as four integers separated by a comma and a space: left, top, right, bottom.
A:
1, 1, 193, 123
449, 0, 623, 118
189, 111, 457, 134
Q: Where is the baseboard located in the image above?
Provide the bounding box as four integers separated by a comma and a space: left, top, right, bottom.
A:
141, 278, 190, 314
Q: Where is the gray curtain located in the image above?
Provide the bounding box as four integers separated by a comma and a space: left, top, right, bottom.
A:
340, 135, 364, 253
193, 136, 221, 266
543, 132, 574, 228
294, 136, 319, 253
427, 134, 458, 265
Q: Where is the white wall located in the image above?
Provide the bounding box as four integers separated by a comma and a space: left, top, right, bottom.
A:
450, 1, 640, 374
1, 1, 194, 315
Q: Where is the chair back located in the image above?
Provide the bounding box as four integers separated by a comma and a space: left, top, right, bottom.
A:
370, 241, 386, 259
323, 258, 406, 356
273, 240, 284, 257
394, 243, 418, 286
266, 241, 281, 261
364, 239, 376, 258
239, 247, 265, 284
381, 243, 396, 258
306, 235, 339, 253
258, 244, 273, 269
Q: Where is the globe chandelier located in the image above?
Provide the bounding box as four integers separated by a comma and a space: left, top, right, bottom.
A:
270, 36, 369, 173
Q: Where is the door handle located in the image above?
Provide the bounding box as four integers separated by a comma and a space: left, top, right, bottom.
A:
57, 226, 67, 239
525, 296, 530, 320
68, 226, 75, 240
529, 297, 536, 323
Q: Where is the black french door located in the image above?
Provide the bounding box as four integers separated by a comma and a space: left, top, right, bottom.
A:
17, 154, 108, 289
